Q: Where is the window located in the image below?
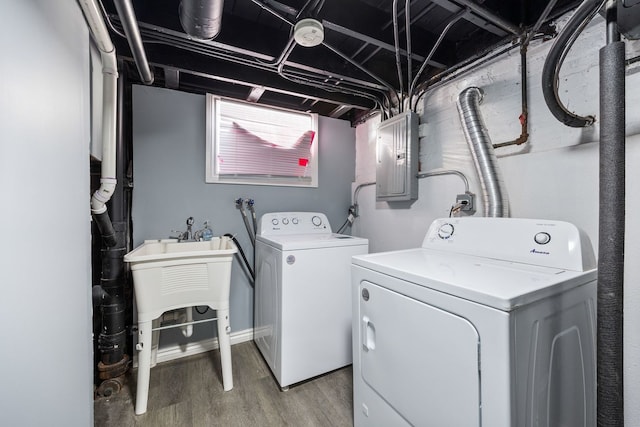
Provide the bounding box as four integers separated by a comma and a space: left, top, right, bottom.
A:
206, 94, 318, 187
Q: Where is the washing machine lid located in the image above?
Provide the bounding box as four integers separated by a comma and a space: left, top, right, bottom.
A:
352, 248, 596, 311
258, 233, 369, 251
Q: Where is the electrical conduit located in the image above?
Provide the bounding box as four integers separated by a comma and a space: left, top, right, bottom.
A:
541, 0, 605, 127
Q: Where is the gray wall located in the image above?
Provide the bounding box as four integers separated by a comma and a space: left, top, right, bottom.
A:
0, 1, 94, 425
132, 85, 356, 343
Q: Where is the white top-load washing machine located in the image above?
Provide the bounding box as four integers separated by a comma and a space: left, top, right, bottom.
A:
255, 212, 368, 388
351, 217, 597, 427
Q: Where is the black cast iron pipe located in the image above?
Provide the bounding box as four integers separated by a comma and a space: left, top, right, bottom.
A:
95, 67, 131, 383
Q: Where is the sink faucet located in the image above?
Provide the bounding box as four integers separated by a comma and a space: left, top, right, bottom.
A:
171, 216, 195, 242
185, 217, 194, 240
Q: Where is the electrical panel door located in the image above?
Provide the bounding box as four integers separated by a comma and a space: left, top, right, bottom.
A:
376, 111, 419, 202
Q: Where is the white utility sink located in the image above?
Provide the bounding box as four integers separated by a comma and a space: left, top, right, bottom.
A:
124, 236, 237, 415
124, 237, 237, 321
125, 237, 236, 261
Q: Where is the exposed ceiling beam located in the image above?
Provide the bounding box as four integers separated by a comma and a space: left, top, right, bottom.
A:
429, 0, 511, 36
117, 19, 390, 93
328, 104, 352, 119
322, 20, 447, 69
137, 54, 375, 111
452, 0, 521, 35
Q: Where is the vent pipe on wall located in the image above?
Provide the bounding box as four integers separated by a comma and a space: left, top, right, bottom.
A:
179, 0, 225, 40
457, 87, 509, 217
79, 0, 118, 247
78, 0, 130, 396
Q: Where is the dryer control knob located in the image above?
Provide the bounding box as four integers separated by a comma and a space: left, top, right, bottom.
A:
534, 232, 551, 245
312, 215, 322, 226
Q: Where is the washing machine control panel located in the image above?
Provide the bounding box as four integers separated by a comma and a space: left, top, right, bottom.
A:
258, 212, 332, 236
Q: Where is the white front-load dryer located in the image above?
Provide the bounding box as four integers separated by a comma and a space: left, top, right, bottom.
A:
255, 212, 368, 388
351, 217, 597, 427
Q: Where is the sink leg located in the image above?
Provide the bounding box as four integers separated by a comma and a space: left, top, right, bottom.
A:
135, 320, 152, 415
217, 308, 233, 391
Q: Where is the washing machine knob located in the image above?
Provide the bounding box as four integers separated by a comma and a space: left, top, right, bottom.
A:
292, 218, 299, 224
272, 218, 279, 226
437, 223, 455, 239
312, 215, 322, 226
282, 218, 289, 225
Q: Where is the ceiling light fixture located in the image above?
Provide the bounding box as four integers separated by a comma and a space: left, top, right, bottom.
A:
293, 18, 324, 47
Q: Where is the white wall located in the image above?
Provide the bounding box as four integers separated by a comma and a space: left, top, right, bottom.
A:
354, 15, 640, 425
0, 1, 94, 425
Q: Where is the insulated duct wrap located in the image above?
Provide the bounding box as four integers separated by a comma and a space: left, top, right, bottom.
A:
179, 0, 224, 40
597, 40, 625, 427
457, 87, 509, 217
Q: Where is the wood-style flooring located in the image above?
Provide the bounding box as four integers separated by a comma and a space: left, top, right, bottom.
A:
94, 341, 354, 426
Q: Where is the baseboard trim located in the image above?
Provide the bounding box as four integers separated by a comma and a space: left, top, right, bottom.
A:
154, 328, 254, 365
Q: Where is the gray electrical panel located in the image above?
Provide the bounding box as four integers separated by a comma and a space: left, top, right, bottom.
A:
376, 111, 419, 202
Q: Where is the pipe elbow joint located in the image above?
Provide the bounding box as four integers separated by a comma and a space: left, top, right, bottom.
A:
100, 51, 119, 77
459, 87, 484, 104
91, 178, 117, 213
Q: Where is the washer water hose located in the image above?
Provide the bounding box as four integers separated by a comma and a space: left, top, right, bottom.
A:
235, 197, 255, 245
225, 233, 255, 282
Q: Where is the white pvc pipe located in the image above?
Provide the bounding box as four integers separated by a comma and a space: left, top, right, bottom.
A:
78, 0, 119, 215
180, 307, 194, 338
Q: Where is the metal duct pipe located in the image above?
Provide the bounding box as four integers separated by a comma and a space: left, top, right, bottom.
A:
457, 87, 509, 217
179, 0, 224, 40
113, 0, 154, 85
597, 17, 625, 426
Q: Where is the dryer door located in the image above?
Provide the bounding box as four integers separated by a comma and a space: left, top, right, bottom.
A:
357, 281, 481, 426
